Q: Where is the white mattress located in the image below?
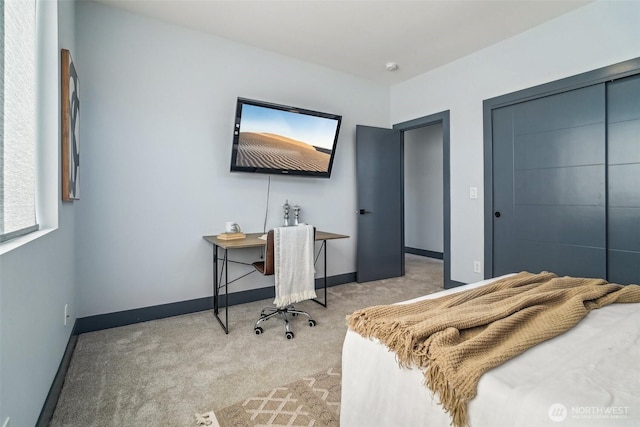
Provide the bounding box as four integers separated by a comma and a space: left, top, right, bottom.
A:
341, 276, 640, 427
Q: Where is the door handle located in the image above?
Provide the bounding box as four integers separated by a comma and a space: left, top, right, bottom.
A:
357, 209, 372, 215
494, 211, 501, 218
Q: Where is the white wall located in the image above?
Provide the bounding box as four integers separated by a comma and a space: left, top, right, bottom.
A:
404, 124, 443, 253
391, 0, 640, 284
74, 1, 389, 317
2, 1, 637, 424
0, 1, 77, 426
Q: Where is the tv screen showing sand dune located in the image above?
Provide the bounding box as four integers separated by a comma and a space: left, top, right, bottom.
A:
236, 132, 331, 171
233, 103, 340, 173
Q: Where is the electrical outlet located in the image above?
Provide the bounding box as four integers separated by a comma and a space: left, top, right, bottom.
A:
3, 416, 10, 427
64, 304, 68, 326
473, 261, 482, 273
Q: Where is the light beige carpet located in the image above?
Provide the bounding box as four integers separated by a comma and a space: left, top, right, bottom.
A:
50, 255, 443, 426
196, 365, 341, 427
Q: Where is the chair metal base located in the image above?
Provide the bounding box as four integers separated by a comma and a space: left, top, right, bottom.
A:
254, 305, 316, 339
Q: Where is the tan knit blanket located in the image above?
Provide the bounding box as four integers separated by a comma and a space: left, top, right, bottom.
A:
347, 271, 640, 427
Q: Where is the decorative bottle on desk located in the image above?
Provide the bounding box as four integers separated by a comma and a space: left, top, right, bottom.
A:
283, 200, 290, 226
293, 205, 301, 225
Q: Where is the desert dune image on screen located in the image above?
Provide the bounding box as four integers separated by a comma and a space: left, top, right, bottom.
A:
236, 104, 339, 172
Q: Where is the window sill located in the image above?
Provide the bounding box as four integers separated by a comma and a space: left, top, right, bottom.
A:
0, 227, 56, 256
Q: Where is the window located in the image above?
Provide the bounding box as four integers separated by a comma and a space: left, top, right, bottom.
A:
1, 0, 39, 242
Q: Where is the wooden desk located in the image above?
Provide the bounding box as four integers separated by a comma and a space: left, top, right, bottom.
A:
203, 230, 349, 333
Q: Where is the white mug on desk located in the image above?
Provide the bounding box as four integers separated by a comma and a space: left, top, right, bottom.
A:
225, 222, 241, 233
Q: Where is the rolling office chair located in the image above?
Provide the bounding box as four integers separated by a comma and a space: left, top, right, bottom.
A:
252, 226, 317, 339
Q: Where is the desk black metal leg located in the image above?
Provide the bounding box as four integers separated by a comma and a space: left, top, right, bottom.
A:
213, 245, 218, 315
312, 240, 328, 308
212, 245, 229, 334
323, 238, 327, 304
224, 248, 229, 333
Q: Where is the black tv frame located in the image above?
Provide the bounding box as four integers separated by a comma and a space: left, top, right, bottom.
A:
230, 97, 342, 178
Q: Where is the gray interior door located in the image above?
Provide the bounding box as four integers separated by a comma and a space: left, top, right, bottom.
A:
607, 74, 640, 284
356, 125, 404, 282
492, 85, 607, 278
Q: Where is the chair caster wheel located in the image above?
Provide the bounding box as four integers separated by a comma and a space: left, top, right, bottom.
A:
308, 319, 316, 327
255, 327, 263, 335
285, 331, 294, 340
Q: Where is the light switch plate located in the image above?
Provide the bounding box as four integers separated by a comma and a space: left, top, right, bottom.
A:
469, 186, 478, 199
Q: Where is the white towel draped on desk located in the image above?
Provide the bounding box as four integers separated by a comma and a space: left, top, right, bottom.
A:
273, 225, 316, 308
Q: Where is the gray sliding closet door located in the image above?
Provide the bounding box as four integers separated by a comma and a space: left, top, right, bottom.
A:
607, 74, 640, 284
492, 85, 607, 278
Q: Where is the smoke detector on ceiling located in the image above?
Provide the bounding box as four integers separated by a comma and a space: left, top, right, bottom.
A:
385, 62, 399, 72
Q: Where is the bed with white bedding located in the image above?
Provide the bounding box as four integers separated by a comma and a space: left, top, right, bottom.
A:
341, 274, 640, 427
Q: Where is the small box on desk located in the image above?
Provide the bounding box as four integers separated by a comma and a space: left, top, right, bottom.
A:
217, 232, 246, 240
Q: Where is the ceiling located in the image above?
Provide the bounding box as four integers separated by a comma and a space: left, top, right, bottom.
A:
95, 0, 592, 85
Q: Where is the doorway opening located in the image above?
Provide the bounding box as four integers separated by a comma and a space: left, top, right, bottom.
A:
404, 123, 444, 259
403, 123, 444, 286
394, 111, 453, 288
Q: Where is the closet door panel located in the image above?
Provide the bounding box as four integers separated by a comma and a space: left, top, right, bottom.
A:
492, 73, 640, 283
515, 166, 605, 207
608, 164, 640, 207
608, 120, 640, 165
514, 205, 604, 247
607, 74, 640, 284
492, 106, 517, 276
609, 252, 640, 285
514, 242, 605, 279
514, 123, 603, 170
513, 86, 606, 133
492, 84, 606, 278
608, 208, 640, 251
607, 74, 640, 122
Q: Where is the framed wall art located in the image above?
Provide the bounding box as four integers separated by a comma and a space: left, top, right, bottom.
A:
61, 48, 80, 201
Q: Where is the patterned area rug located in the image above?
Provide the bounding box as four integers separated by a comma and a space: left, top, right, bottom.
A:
196, 365, 341, 427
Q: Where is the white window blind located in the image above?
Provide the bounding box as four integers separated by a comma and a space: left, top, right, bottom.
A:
1, 0, 39, 242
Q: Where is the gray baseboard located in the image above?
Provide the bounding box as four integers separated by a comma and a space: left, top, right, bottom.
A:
76, 272, 356, 334
39, 271, 355, 426
36, 323, 78, 427
405, 247, 444, 260
445, 279, 466, 289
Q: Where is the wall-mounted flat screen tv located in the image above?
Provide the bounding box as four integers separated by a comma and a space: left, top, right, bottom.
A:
230, 97, 342, 178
